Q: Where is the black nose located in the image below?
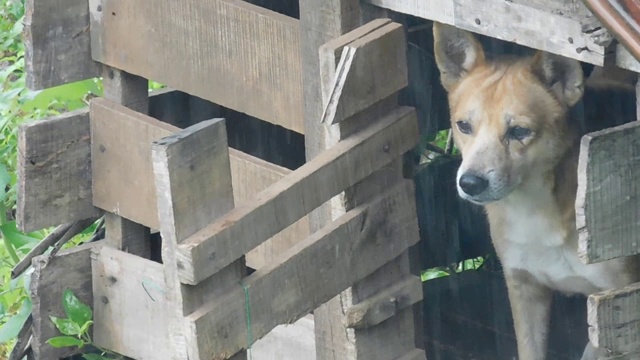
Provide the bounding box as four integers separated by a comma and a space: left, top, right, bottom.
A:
459, 173, 489, 196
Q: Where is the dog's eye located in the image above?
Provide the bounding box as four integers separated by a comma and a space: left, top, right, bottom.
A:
507, 126, 532, 141
456, 121, 472, 134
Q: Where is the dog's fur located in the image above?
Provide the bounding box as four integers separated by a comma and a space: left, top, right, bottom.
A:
433, 23, 640, 360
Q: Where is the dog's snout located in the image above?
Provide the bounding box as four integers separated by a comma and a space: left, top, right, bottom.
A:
459, 173, 489, 196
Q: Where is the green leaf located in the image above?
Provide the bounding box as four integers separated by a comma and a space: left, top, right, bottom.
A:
0, 163, 10, 202
0, 297, 31, 344
62, 289, 92, 325
49, 316, 81, 336
79, 320, 93, 334
0, 221, 41, 249
46, 336, 84, 349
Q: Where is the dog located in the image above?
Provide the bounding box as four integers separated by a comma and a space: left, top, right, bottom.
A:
432, 22, 640, 360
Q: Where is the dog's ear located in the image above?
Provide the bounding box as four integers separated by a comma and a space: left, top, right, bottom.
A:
433, 22, 485, 92
531, 51, 584, 107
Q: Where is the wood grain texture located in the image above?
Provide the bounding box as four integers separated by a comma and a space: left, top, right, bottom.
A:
23, 0, 99, 90
321, 21, 407, 125
588, 281, 640, 354
89, 0, 303, 133
576, 121, 640, 263
177, 106, 419, 284
151, 119, 247, 360
92, 247, 172, 360
364, 0, 606, 65
344, 275, 423, 329
230, 152, 310, 270
30, 241, 103, 360
17, 109, 100, 233
187, 180, 419, 359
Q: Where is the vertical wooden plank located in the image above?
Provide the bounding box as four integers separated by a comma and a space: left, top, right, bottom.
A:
151, 119, 246, 360
99, 67, 151, 258
30, 241, 103, 360
24, 0, 99, 89
301, 0, 423, 356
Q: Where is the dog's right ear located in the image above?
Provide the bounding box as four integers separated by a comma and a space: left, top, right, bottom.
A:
433, 22, 485, 92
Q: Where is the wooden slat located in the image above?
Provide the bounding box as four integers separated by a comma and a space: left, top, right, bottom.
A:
230, 152, 310, 270
186, 180, 419, 358
576, 121, 640, 263
588, 282, 640, 354
177, 106, 419, 285
321, 21, 407, 125
92, 247, 172, 360
344, 275, 423, 329
616, 44, 640, 73
365, 0, 607, 65
24, 0, 99, 90
395, 349, 427, 360
151, 119, 247, 360
88, 0, 303, 133
30, 241, 103, 360
17, 110, 100, 233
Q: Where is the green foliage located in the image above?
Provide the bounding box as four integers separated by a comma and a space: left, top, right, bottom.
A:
47, 289, 123, 360
420, 255, 487, 282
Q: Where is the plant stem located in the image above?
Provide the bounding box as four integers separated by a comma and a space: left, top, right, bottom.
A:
0, 201, 19, 264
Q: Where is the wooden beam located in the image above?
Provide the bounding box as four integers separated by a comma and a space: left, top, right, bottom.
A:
576, 121, 640, 263
364, 0, 607, 65
186, 180, 419, 358
88, 0, 304, 133
17, 110, 100, 233
176, 106, 419, 285
321, 21, 407, 125
588, 282, 640, 354
92, 247, 172, 360
24, 0, 99, 90
151, 119, 247, 360
344, 275, 423, 329
30, 241, 104, 360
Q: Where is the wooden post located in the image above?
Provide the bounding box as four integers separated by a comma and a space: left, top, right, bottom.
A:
300, 2, 424, 359
152, 119, 247, 360
98, 67, 151, 258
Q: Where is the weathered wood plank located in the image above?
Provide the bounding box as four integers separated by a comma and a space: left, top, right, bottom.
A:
151, 119, 247, 360
588, 282, 640, 354
92, 247, 172, 360
364, 0, 606, 65
17, 109, 100, 233
30, 241, 104, 360
24, 0, 99, 90
616, 44, 640, 74
345, 275, 422, 329
187, 180, 419, 358
321, 21, 407, 125
576, 121, 640, 263
177, 106, 419, 285
394, 349, 427, 360
231, 151, 309, 270
89, 0, 303, 133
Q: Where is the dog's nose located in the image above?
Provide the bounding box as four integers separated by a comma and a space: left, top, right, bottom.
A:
459, 173, 489, 196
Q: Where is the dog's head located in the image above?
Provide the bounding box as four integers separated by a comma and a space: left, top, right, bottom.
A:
433, 23, 584, 205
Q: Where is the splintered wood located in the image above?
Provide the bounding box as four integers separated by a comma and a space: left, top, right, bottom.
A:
89, 0, 303, 133
176, 106, 419, 285
577, 121, 640, 264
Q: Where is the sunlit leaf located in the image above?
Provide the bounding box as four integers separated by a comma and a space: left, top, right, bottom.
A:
0, 297, 31, 344
47, 336, 84, 349
49, 316, 81, 336
62, 289, 92, 326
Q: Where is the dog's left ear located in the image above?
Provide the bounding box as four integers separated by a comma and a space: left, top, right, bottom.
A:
531, 51, 584, 107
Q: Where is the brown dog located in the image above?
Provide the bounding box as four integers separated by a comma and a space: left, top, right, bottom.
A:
433, 22, 639, 360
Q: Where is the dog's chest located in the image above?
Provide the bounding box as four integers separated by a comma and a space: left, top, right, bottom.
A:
498, 205, 624, 295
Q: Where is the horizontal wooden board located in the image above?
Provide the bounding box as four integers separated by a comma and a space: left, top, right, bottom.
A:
186, 180, 419, 358
576, 121, 640, 263
588, 281, 640, 354
17, 109, 101, 232
364, 0, 606, 65
89, 0, 303, 133
177, 106, 419, 285
92, 247, 172, 360
24, 0, 100, 90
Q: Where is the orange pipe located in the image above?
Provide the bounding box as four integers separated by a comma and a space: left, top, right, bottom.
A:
583, 0, 640, 62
